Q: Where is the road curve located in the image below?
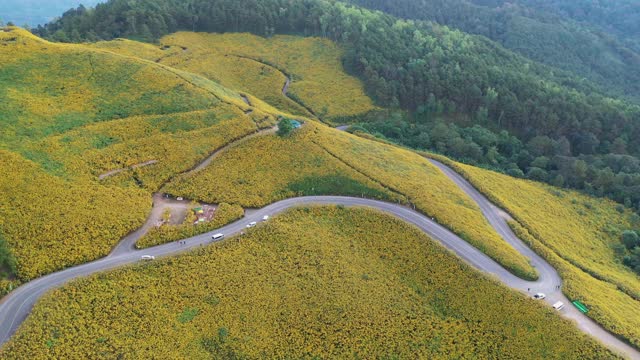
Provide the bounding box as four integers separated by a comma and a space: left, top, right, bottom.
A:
0, 189, 638, 357
0, 196, 526, 345
427, 159, 640, 359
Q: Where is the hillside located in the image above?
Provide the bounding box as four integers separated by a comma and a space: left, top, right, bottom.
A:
0, 27, 278, 282
1, 17, 639, 359
482, 0, 640, 53
89, 32, 377, 121
428, 155, 640, 347
164, 122, 538, 280
1, 207, 616, 359
31, 0, 640, 220
0, 26, 380, 283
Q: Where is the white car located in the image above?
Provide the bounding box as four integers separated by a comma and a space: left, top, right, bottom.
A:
140, 255, 155, 261
533, 293, 546, 300
262, 215, 269, 221
552, 301, 565, 311
246, 221, 257, 228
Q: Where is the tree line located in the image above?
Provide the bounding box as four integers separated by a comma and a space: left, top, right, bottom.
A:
353, 107, 640, 212
619, 230, 640, 275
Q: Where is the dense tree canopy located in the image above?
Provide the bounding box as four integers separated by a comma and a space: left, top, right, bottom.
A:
348, 0, 640, 103
484, 0, 640, 53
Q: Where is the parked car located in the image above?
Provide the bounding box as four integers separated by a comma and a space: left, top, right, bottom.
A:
552, 301, 565, 311
141, 255, 155, 261
533, 293, 546, 300
262, 215, 269, 221
246, 221, 257, 228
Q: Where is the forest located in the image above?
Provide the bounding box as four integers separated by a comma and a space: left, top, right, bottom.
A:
479, 0, 640, 53
348, 0, 640, 103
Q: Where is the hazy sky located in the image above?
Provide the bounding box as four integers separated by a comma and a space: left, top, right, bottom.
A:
0, 0, 103, 26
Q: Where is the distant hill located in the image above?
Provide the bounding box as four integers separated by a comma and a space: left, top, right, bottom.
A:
0, 0, 102, 26
347, 0, 640, 104
476, 0, 640, 53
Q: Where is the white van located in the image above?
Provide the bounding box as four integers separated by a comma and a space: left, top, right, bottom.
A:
262, 215, 269, 221
552, 301, 565, 311
212, 233, 225, 241
140, 255, 155, 261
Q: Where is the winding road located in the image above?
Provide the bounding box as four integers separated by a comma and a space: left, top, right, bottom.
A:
0, 154, 639, 358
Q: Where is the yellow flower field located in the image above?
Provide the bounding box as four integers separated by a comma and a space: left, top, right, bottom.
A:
48, 107, 271, 189
0, 150, 150, 281
163, 124, 401, 207
428, 155, 640, 347
166, 122, 538, 280
93, 32, 377, 121
313, 125, 539, 280
1, 207, 616, 359
0, 28, 221, 151
0, 28, 281, 281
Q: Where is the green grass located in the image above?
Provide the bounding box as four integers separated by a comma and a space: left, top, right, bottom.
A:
286, 174, 391, 199
0, 233, 17, 279
178, 308, 200, 323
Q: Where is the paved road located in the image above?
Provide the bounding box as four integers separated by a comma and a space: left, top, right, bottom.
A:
0, 175, 638, 358
427, 159, 640, 359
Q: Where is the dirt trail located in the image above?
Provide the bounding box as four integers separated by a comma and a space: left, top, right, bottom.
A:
111, 126, 276, 252
98, 160, 158, 180
228, 54, 316, 118
110, 193, 192, 255
185, 126, 277, 176
240, 94, 254, 115
282, 77, 291, 95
